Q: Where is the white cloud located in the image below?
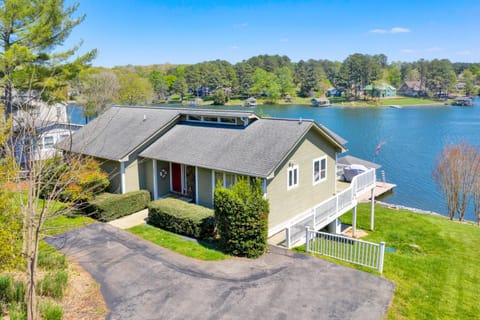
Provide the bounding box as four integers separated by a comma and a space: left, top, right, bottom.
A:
370, 27, 410, 34
280, 38, 289, 42
390, 27, 410, 33
229, 45, 239, 49
370, 29, 387, 34
401, 49, 415, 53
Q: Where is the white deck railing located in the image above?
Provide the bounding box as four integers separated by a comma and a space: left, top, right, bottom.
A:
284, 168, 376, 248
305, 228, 385, 273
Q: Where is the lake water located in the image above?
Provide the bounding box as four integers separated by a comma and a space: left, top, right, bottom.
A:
68, 100, 480, 221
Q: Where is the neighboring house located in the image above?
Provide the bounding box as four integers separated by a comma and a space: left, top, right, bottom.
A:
62, 106, 364, 237
326, 88, 342, 97
364, 83, 396, 98
12, 98, 82, 164
398, 80, 426, 97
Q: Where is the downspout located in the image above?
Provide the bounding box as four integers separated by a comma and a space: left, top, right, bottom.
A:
120, 161, 126, 194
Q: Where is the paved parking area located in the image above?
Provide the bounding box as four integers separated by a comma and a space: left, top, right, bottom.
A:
47, 223, 394, 320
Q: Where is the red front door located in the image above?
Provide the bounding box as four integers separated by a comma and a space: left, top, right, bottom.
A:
171, 163, 182, 193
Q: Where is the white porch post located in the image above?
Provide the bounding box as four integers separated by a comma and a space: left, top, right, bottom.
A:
370, 188, 375, 231
120, 162, 126, 194
195, 166, 199, 204
153, 159, 158, 200
352, 205, 357, 238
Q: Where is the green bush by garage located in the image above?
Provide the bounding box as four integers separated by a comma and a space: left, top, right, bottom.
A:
148, 198, 215, 239
85, 190, 151, 222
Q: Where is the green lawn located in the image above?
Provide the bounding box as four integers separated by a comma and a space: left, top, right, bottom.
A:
297, 204, 480, 319
128, 224, 229, 261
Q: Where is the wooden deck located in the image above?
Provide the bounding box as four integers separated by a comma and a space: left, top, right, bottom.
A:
356, 182, 396, 202
336, 180, 396, 201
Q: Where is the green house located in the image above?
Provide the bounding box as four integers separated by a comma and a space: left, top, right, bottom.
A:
364, 83, 396, 98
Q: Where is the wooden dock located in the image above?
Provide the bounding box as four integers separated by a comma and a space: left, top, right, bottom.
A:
357, 182, 396, 202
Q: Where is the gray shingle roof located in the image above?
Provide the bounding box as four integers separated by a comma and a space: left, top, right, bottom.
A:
60, 107, 180, 160
139, 118, 341, 178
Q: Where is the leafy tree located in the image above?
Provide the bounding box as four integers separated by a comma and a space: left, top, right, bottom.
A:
0, 0, 97, 119
77, 69, 119, 118
148, 70, 168, 100
212, 88, 228, 105
387, 66, 402, 88
251, 68, 280, 102
214, 179, 269, 258
118, 72, 153, 105
426, 59, 456, 96
235, 62, 255, 96
0, 2, 96, 318
0, 108, 21, 271
339, 53, 382, 98
172, 76, 188, 99
275, 66, 295, 97
163, 74, 177, 95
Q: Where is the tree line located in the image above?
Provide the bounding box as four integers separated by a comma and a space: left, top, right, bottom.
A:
73, 54, 480, 113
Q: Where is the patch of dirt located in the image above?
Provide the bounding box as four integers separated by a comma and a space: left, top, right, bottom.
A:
342, 226, 369, 239
62, 260, 108, 320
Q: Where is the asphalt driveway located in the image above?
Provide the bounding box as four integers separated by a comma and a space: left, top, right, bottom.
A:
47, 223, 394, 320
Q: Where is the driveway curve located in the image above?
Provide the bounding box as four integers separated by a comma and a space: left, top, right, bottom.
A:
47, 223, 394, 320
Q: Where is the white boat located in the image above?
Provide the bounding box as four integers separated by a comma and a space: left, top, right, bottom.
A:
311, 98, 331, 107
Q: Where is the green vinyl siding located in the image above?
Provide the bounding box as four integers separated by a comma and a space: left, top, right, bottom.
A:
266, 129, 337, 231
197, 167, 213, 207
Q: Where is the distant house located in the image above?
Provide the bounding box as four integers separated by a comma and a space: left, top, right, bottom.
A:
12, 98, 82, 165
398, 80, 426, 97
327, 88, 342, 97
61, 106, 377, 242
364, 83, 396, 98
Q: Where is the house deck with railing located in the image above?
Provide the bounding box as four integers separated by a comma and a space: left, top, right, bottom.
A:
269, 168, 377, 248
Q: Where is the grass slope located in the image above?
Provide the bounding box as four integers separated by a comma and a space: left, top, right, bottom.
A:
128, 224, 229, 261
316, 204, 480, 319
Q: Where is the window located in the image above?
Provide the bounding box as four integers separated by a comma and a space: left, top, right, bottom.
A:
313, 157, 327, 185
287, 165, 299, 189
43, 136, 54, 149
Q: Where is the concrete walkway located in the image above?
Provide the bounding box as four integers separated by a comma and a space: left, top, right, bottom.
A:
107, 209, 148, 229
47, 223, 394, 320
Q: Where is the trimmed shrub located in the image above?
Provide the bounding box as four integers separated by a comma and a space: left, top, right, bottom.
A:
214, 179, 269, 258
148, 198, 215, 239
85, 190, 151, 222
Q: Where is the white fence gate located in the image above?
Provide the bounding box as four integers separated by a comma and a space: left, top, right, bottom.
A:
305, 228, 385, 273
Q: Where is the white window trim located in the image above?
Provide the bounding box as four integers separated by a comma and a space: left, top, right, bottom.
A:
287, 165, 299, 190
313, 156, 327, 185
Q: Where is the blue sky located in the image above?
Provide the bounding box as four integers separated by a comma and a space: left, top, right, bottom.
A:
64, 0, 480, 67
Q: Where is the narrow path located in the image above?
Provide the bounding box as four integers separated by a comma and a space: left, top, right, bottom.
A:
47, 223, 394, 320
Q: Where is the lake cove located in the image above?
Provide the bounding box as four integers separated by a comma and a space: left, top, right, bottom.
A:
69, 100, 480, 221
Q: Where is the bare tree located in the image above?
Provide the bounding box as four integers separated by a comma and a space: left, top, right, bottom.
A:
433, 143, 480, 221
4, 99, 109, 319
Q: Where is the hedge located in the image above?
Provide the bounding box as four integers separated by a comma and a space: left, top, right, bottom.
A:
148, 198, 215, 239
85, 190, 151, 222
